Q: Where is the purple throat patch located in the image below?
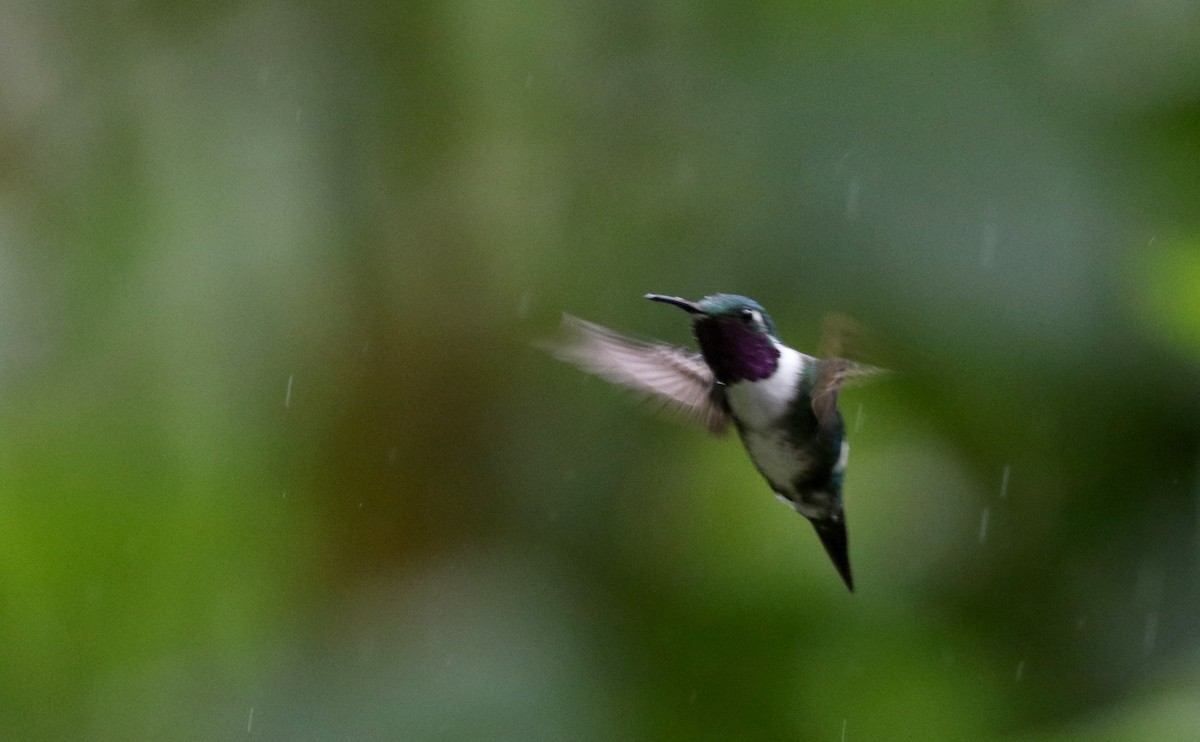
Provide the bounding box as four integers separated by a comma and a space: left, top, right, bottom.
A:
695, 319, 780, 384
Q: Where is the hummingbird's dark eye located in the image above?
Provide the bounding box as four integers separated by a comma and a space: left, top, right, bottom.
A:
740, 308, 762, 325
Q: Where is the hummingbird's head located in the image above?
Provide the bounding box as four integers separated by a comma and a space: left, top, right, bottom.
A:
645, 293, 781, 384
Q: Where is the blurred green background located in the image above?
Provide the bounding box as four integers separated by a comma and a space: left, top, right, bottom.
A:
3, 1, 1200, 739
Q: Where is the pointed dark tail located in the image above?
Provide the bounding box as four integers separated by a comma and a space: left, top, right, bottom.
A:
811, 516, 854, 592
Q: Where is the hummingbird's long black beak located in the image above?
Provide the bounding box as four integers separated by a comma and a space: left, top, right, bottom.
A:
645, 294, 704, 314
811, 515, 854, 592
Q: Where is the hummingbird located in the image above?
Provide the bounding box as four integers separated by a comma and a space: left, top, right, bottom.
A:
547, 293, 878, 591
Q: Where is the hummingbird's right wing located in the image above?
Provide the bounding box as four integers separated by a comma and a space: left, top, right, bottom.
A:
544, 315, 731, 434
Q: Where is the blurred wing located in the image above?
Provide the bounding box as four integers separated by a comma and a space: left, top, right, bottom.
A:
814, 313, 890, 435
819, 312, 890, 373
811, 359, 850, 438
543, 315, 731, 434
811, 358, 885, 438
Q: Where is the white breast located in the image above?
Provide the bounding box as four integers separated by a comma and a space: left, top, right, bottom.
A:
727, 345, 814, 503
741, 427, 811, 493
725, 345, 807, 429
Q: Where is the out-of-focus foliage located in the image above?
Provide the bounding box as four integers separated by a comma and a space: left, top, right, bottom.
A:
2, 1, 1200, 739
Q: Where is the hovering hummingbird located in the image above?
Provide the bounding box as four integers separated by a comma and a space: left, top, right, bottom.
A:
547, 293, 880, 591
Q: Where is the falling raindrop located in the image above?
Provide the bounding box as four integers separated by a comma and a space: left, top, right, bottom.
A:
846, 178, 861, 221
999, 465, 1011, 499
980, 224, 998, 268
1144, 611, 1159, 653
284, 375, 294, 409
1015, 659, 1026, 683
978, 507, 990, 544
980, 201, 999, 269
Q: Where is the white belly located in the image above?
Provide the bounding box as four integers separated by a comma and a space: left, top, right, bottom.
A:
727, 347, 850, 519
741, 427, 811, 492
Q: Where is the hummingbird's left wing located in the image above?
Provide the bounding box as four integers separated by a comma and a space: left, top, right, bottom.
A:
812, 312, 889, 436
811, 358, 886, 438
811, 359, 854, 438
817, 313, 890, 384
543, 315, 731, 434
